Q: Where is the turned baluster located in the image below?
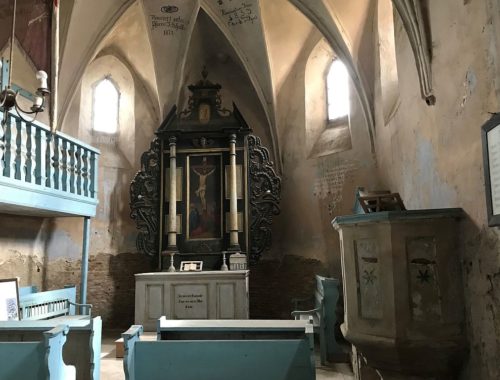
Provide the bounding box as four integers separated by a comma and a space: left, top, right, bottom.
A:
89, 151, 97, 198
17, 120, 28, 182
34, 127, 42, 185
11, 117, 21, 180
45, 130, 53, 187
69, 143, 76, 194
0, 119, 5, 175
24, 122, 33, 183
3, 116, 13, 178
51, 135, 60, 189
60, 139, 68, 192
81, 149, 88, 197
75, 145, 82, 195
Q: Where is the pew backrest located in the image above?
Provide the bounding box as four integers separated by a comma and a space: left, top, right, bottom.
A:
19, 286, 92, 320
123, 320, 315, 380
0, 317, 102, 380
0, 324, 76, 380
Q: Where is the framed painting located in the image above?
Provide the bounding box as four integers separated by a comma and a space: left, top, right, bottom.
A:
0, 278, 20, 321
482, 113, 500, 226
186, 154, 223, 240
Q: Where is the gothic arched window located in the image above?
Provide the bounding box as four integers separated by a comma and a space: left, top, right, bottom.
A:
92, 77, 120, 134
326, 59, 349, 122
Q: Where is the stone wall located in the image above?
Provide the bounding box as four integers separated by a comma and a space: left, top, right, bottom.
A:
372, 1, 500, 378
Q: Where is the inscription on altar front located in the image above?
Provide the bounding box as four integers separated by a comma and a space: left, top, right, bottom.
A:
173, 284, 208, 319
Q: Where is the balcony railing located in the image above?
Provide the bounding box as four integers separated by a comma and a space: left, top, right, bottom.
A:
0, 112, 100, 217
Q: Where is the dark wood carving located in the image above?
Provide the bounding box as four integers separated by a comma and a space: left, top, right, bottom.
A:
248, 134, 281, 264
130, 139, 161, 257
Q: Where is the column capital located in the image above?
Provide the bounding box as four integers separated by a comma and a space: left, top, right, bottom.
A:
229, 134, 237, 144
169, 136, 177, 145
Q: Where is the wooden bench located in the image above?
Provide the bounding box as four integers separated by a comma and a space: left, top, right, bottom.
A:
292, 275, 349, 365
19, 285, 92, 321
0, 324, 76, 380
0, 317, 101, 380
122, 318, 316, 380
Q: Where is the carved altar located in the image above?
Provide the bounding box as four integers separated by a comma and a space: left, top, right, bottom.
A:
130, 70, 281, 271
135, 270, 249, 331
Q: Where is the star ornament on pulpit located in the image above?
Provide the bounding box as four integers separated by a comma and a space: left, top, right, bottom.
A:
417, 268, 432, 284
362, 268, 376, 285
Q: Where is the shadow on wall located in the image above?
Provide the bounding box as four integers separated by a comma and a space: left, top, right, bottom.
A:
458, 214, 500, 380
249, 254, 329, 319
0, 214, 51, 288
86, 252, 155, 328
42, 219, 56, 290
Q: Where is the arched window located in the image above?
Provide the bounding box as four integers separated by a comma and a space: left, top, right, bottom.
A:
326, 59, 349, 122
92, 77, 120, 134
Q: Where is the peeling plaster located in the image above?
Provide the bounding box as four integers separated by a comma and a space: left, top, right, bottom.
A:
461, 67, 477, 108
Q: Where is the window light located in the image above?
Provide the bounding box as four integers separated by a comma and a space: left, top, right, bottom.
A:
327, 59, 349, 121
93, 77, 119, 134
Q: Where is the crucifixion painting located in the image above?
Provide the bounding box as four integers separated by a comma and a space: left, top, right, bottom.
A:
188, 155, 222, 239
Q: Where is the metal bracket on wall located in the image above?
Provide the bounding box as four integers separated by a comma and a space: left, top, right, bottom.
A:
392, 0, 435, 105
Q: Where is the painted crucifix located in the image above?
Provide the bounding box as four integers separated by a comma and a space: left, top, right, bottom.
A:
192, 156, 216, 212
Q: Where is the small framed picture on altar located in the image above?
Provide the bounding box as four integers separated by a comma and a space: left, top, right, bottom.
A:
180, 261, 203, 272
482, 113, 500, 226
0, 278, 20, 321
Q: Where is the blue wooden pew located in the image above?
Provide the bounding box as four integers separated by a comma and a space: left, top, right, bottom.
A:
0, 324, 76, 380
0, 317, 101, 380
122, 318, 315, 380
19, 285, 38, 297
19, 285, 92, 320
292, 275, 349, 365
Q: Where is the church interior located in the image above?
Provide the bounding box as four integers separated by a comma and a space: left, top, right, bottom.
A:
0, 0, 499, 379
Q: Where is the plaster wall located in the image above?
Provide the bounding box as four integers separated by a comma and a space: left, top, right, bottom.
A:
273, 33, 378, 281
373, 1, 500, 378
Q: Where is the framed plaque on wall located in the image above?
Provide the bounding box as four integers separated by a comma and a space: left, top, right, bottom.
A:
0, 278, 20, 321
481, 113, 500, 226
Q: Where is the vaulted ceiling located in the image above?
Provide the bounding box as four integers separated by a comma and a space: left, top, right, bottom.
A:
55, 0, 377, 164
0, 0, 379, 167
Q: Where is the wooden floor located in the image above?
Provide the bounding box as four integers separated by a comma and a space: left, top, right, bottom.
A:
100, 330, 354, 380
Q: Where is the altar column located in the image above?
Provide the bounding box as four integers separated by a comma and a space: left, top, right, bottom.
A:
167, 136, 178, 251
228, 134, 240, 251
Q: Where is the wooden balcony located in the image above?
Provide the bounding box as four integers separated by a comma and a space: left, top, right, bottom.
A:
0, 112, 99, 217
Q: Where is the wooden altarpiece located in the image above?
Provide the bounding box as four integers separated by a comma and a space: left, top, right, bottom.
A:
130, 71, 281, 270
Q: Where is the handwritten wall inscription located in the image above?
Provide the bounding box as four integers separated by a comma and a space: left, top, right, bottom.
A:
217, 1, 258, 27
150, 11, 188, 36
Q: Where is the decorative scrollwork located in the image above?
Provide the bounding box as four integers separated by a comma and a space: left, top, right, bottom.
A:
130, 139, 161, 257
179, 67, 232, 120
248, 134, 281, 264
